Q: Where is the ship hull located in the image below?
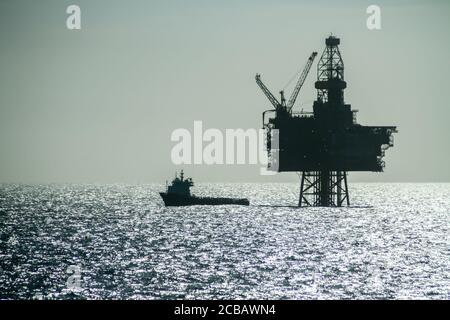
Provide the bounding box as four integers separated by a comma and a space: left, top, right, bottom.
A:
159, 192, 249, 207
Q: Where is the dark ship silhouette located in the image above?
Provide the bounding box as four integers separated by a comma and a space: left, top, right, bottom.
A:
159, 170, 250, 206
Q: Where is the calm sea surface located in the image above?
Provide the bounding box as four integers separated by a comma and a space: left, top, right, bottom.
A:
0, 183, 448, 299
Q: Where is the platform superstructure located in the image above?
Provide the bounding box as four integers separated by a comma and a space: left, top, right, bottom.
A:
256, 36, 397, 206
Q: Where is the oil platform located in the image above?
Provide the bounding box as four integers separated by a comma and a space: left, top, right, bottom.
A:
256, 36, 397, 207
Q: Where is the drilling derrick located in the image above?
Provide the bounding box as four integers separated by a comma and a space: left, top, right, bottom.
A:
256, 36, 397, 207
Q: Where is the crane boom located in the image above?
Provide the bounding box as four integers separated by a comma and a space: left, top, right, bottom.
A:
255, 74, 280, 109
286, 52, 317, 112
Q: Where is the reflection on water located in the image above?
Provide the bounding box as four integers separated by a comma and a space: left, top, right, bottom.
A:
0, 183, 449, 299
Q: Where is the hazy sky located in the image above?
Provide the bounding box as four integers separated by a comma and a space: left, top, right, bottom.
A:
0, 0, 449, 183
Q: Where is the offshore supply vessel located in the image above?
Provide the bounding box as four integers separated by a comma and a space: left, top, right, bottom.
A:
159, 170, 249, 206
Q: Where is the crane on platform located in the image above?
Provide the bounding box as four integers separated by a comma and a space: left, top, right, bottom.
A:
255, 74, 285, 110
286, 52, 317, 112
255, 51, 317, 113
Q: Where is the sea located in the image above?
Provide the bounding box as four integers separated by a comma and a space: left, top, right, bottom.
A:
0, 183, 448, 299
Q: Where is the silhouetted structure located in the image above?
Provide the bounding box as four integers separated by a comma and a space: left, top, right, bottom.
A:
256, 36, 397, 207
